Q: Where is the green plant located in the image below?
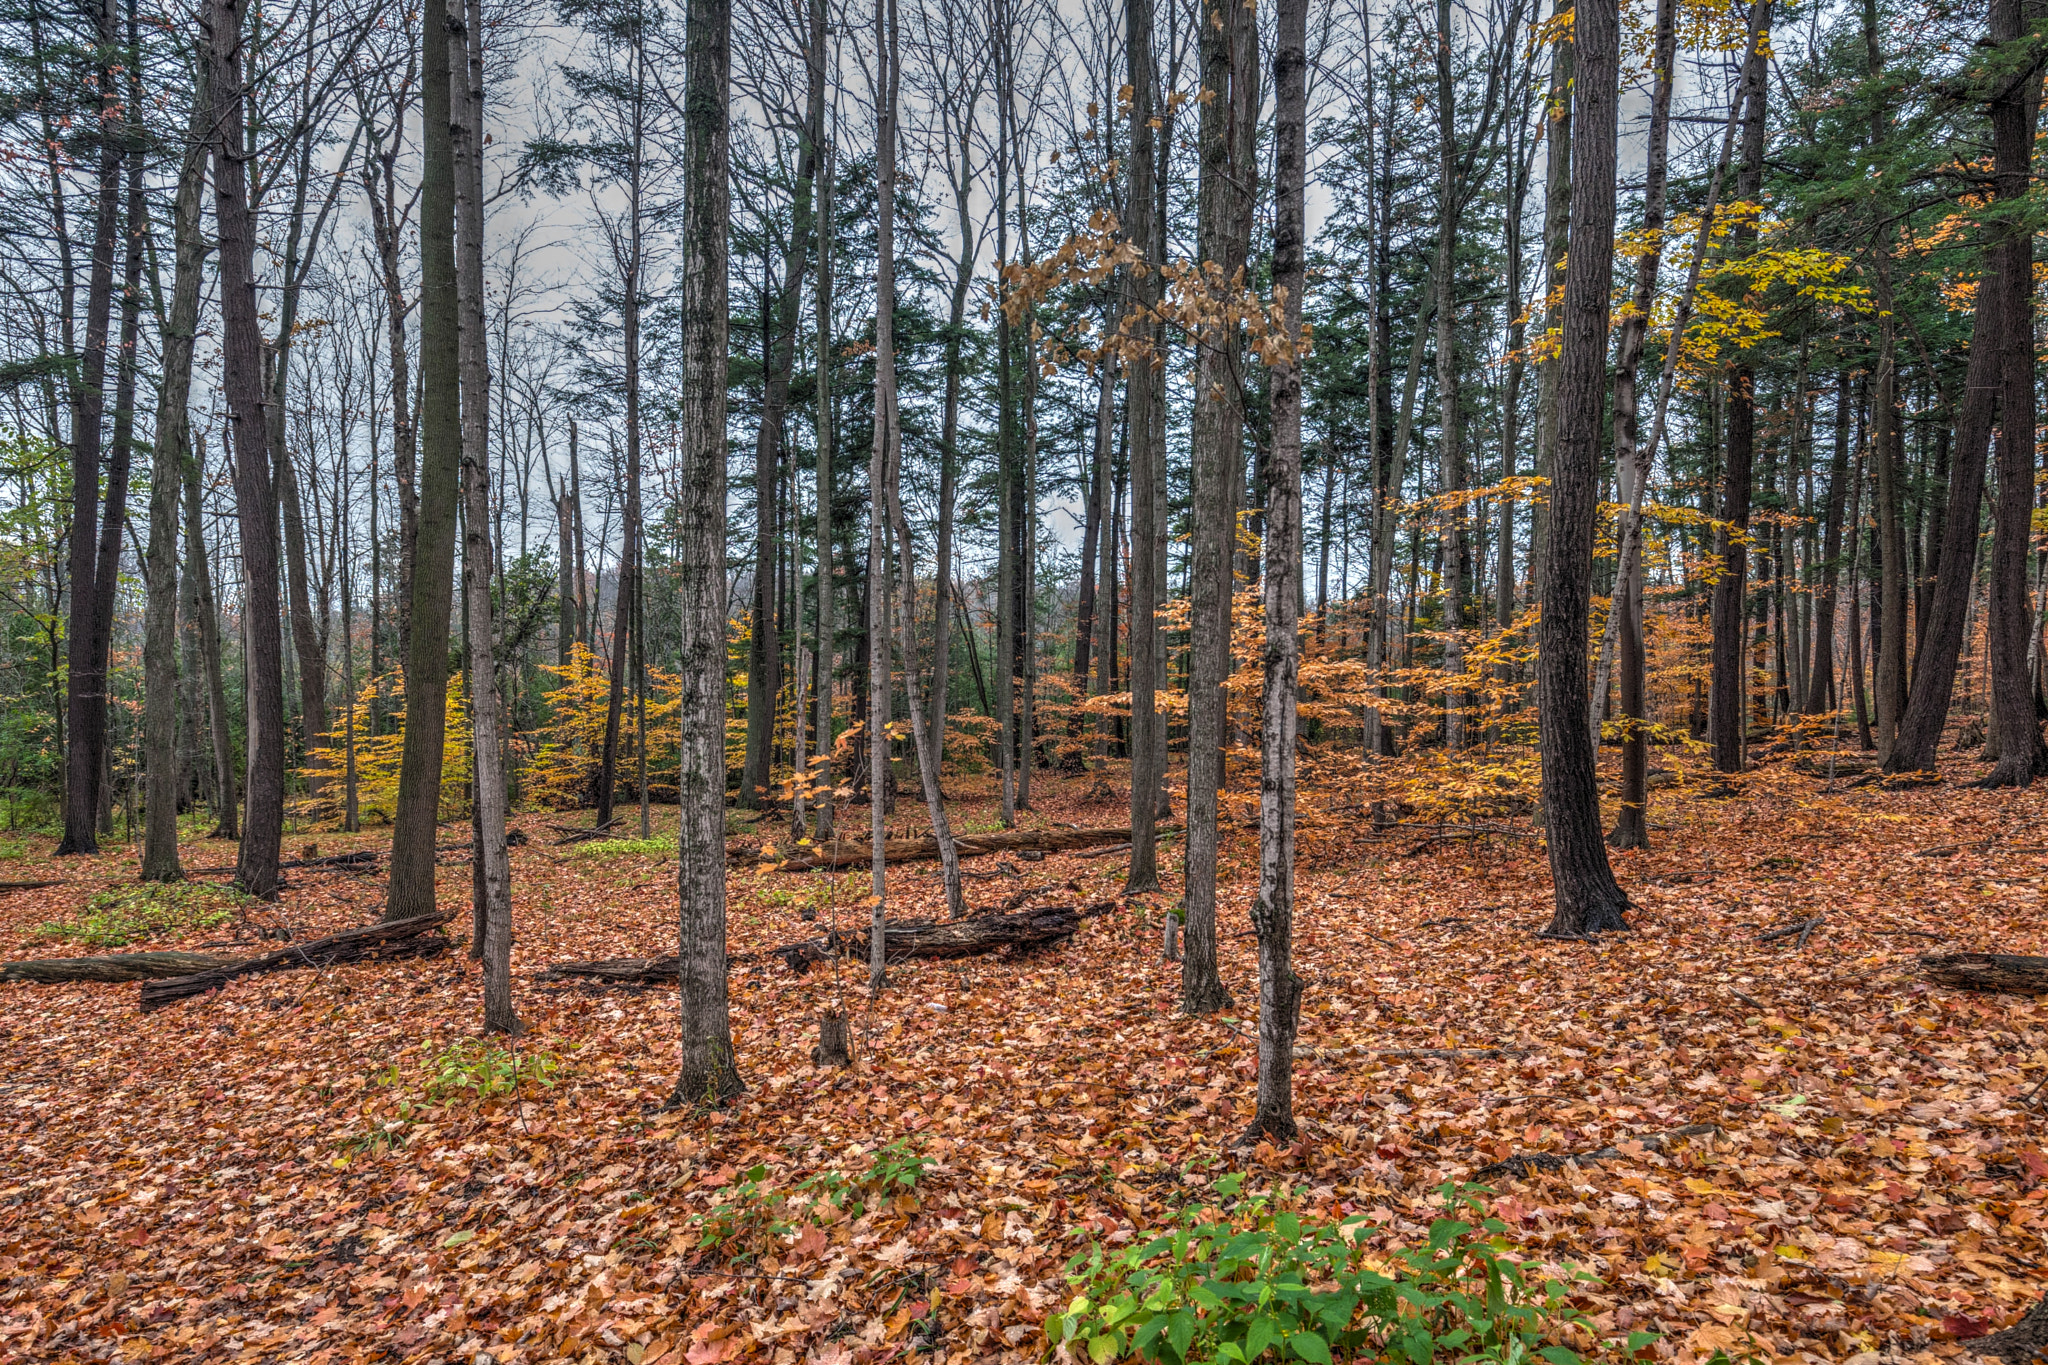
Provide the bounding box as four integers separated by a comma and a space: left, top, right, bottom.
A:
574, 837, 673, 858
39, 883, 248, 948
424, 1039, 562, 1102
1046, 1180, 1635, 1365
860, 1138, 931, 1196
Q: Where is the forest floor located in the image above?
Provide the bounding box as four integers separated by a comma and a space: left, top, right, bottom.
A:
2, 747, 2046, 1365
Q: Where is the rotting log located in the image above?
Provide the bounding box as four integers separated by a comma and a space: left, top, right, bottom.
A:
1474, 1124, 1721, 1181
139, 913, 456, 1011
1921, 952, 2048, 995
0, 881, 62, 893
757, 826, 1139, 872
2, 951, 238, 984
538, 902, 1117, 985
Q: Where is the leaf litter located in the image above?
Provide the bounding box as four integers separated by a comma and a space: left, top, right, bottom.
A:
1, 753, 2045, 1365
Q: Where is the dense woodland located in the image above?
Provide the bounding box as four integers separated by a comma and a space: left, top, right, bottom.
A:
7, 0, 2048, 1358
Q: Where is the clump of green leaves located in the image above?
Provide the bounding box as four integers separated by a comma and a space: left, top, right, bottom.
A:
40, 883, 247, 948
691, 1140, 931, 1265
424, 1039, 563, 1103
574, 837, 673, 858
1047, 1180, 1635, 1365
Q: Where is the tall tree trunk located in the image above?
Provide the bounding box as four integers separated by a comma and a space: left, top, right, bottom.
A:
1887, 314, 1998, 769
1601, 0, 1677, 850
1123, 0, 1164, 894
1433, 0, 1467, 748
206, 0, 284, 899
1528, 0, 1573, 605
1708, 39, 1769, 773
1536, 0, 1630, 937
812, 89, 836, 844
1183, 0, 1250, 1018
1246, 0, 1308, 1146
1804, 372, 1852, 711
385, 0, 465, 919
670, 0, 742, 1106
598, 66, 643, 834
275, 438, 329, 783
186, 435, 236, 838
55, 0, 125, 857
929, 167, 973, 767
1982, 0, 2047, 787
143, 84, 210, 882
866, 0, 903, 985
743, 133, 818, 807
451, 0, 515, 1031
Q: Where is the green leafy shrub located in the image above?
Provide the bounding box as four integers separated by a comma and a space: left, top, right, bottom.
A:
573, 837, 673, 858
424, 1039, 562, 1102
1046, 1179, 1637, 1365
692, 1140, 930, 1264
40, 883, 247, 948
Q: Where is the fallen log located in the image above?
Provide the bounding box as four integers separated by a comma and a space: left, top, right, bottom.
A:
2, 951, 239, 984
539, 902, 1116, 984
1920, 952, 2048, 995
0, 880, 62, 893
765, 827, 1137, 872
139, 913, 456, 1012
1474, 1124, 1722, 1181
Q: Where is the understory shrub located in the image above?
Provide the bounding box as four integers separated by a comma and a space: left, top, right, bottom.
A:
40, 883, 248, 948
1046, 1179, 1647, 1365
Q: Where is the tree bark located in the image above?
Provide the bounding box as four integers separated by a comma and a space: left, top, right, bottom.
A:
867, 0, 902, 989
669, 0, 743, 1108
207, 0, 285, 900
1245, 0, 1307, 1146
1804, 372, 1852, 711
185, 435, 236, 839
1536, 0, 1631, 938
1183, 0, 1252, 1020
385, 0, 465, 920
1981, 0, 2046, 787
1708, 38, 1769, 773
1122, 0, 1164, 895
1602, 0, 1677, 850
55, 0, 125, 858
143, 84, 210, 883
811, 87, 835, 844
452, 0, 515, 1033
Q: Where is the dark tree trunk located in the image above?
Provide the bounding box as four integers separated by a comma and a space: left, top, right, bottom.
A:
55, 0, 125, 857
1708, 38, 1768, 774
185, 435, 236, 838
206, 0, 285, 900
1122, 0, 1164, 895
1245, 0, 1307, 1146
1804, 372, 1852, 712
1982, 0, 2047, 787
1536, 0, 1631, 938
143, 84, 211, 882
384, 0, 464, 919
670, 0, 743, 1108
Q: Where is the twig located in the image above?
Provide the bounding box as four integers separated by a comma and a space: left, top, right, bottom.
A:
1474, 1124, 1723, 1180
1757, 916, 1823, 943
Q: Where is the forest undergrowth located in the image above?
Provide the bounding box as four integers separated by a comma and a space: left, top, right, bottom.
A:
2, 749, 2045, 1365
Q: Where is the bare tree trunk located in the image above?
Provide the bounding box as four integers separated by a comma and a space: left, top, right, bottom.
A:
1981, 0, 2046, 787
206, 0, 285, 899
669, 0, 742, 1108
1804, 372, 1852, 711
143, 84, 210, 883
868, 0, 902, 988
1536, 0, 1631, 937
55, 0, 124, 858
1246, 0, 1307, 1145
186, 435, 236, 838
812, 103, 836, 844
1122, 0, 1163, 894
1182, 0, 1250, 1018
385, 0, 464, 919
1433, 0, 1467, 748
1601, 0, 1677, 850
451, 0, 515, 1032
1708, 38, 1769, 773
